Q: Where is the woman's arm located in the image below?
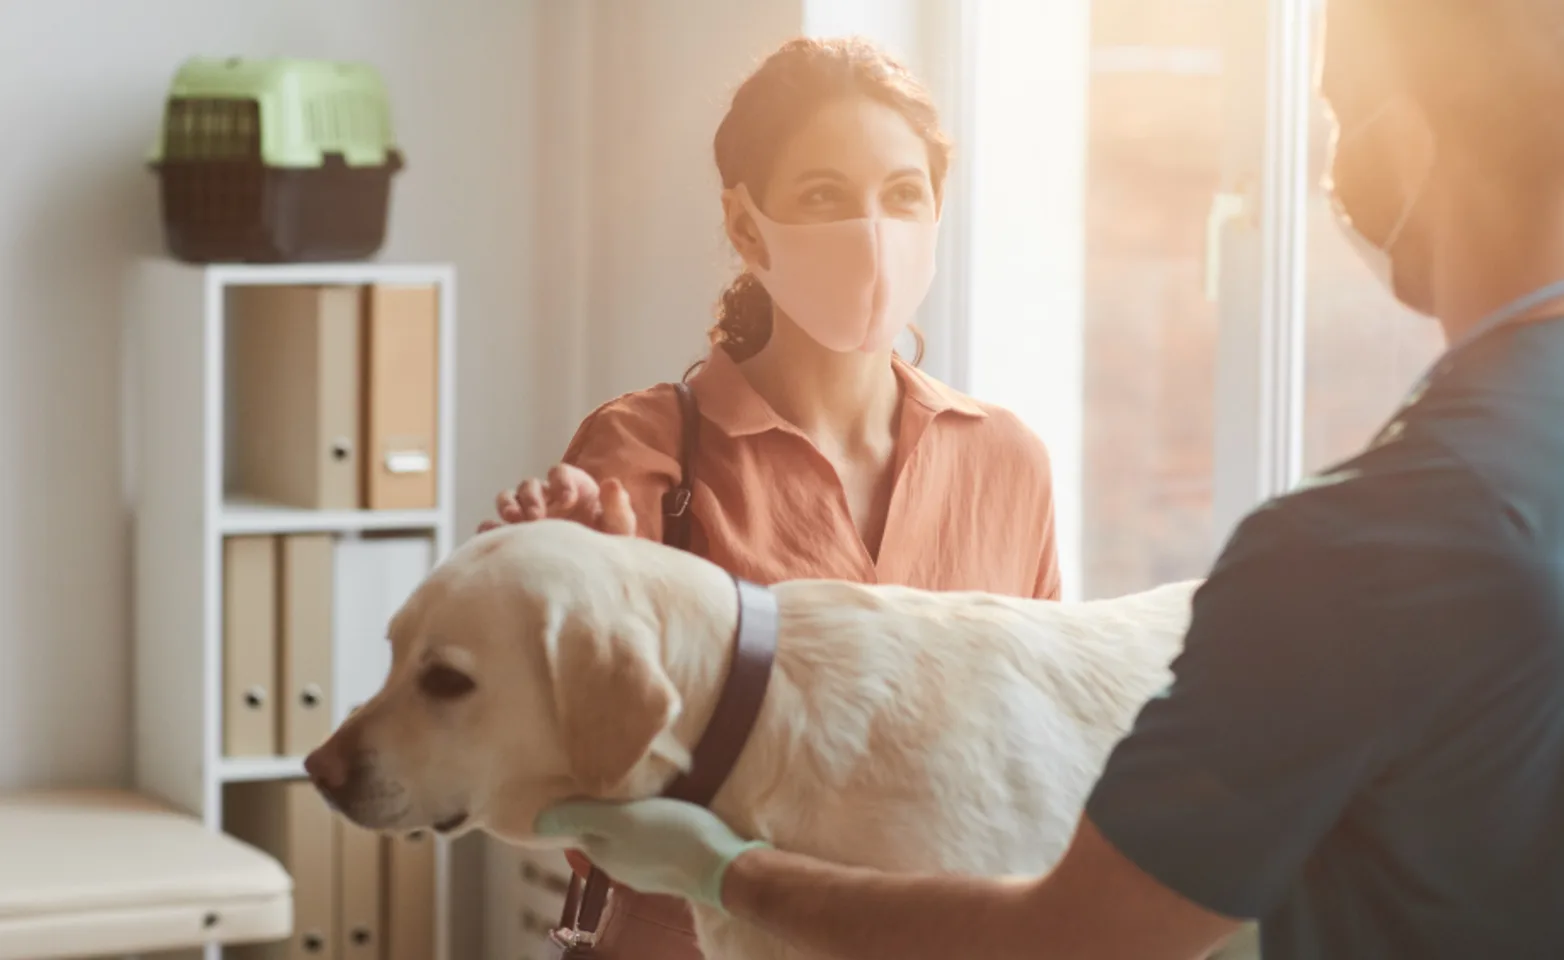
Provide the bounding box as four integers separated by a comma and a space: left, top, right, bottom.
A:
1034, 497, 1063, 600
1026, 435, 1062, 600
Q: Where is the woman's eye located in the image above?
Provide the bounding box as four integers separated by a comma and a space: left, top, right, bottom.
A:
419, 663, 476, 701
800, 184, 842, 205
888, 183, 926, 207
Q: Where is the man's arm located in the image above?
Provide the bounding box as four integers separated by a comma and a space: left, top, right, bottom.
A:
537, 797, 1239, 960
723, 816, 1239, 960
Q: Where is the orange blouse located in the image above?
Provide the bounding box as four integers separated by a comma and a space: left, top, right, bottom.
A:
562, 345, 1061, 599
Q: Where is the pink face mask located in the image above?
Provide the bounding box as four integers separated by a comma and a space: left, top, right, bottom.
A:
737, 186, 939, 354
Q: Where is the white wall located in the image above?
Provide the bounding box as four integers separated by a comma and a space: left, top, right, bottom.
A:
803, 0, 922, 64
0, 0, 539, 791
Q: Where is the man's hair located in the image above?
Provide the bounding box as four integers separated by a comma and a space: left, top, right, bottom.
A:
1371, 0, 1564, 170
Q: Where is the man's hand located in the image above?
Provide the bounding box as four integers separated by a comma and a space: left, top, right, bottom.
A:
535, 798, 768, 908
477, 464, 636, 536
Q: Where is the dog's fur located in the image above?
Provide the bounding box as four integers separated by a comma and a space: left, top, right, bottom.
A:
307, 520, 1208, 959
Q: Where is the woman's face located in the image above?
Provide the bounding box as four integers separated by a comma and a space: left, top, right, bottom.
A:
726, 95, 938, 252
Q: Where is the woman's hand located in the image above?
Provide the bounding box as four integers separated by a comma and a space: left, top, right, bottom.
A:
477, 464, 637, 536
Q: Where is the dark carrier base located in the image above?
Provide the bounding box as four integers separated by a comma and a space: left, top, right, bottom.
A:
154, 151, 402, 264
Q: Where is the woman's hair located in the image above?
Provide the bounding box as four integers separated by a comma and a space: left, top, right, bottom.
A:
707, 36, 952, 365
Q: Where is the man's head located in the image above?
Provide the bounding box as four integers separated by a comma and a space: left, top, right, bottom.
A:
1321, 0, 1564, 315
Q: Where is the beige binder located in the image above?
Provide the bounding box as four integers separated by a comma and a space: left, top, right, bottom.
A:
279, 534, 334, 756
336, 819, 384, 960
231, 284, 362, 510
223, 535, 278, 758
361, 284, 439, 511
227, 781, 338, 960
384, 830, 436, 960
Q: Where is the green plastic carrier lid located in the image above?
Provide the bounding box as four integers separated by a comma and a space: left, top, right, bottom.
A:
148, 56, 401, 169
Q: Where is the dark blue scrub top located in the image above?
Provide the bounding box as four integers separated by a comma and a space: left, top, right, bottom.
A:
1087, 315, 1564, 959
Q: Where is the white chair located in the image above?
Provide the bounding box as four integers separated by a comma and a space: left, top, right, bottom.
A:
0, 789, 292, 960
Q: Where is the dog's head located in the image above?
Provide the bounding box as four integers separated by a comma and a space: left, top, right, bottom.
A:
303, 520, 687, 843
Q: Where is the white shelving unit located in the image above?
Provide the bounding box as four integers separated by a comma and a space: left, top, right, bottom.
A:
131, 259, 457, 960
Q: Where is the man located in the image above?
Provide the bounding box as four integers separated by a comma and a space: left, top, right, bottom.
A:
537, 1, 1564, 956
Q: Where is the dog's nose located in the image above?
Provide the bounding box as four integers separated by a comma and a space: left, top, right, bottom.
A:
304, 745, 348, 793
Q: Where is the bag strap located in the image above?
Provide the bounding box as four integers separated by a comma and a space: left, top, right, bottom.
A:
554, 379, 703, 953
660, 381, 700, 551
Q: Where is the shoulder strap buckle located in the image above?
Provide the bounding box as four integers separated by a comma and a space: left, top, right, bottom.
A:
662, 487, 692, 518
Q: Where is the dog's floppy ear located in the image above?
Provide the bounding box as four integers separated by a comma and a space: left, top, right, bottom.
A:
547, 611, 681, 795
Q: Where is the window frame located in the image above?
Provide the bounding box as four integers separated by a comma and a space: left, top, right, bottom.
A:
940, 0, 1320, 598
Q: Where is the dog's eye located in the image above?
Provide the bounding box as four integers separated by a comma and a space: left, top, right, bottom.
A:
419, 664, 476, 700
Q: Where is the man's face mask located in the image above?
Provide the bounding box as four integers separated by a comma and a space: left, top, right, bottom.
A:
1327, 97, 1437, 313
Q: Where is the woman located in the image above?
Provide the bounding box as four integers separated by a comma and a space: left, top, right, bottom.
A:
485, 35, 1061, 958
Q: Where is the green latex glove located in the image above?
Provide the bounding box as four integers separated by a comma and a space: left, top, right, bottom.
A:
534, 797, 769, 909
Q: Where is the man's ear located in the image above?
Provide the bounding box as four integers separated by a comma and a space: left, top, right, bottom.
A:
547, 612, 681, 795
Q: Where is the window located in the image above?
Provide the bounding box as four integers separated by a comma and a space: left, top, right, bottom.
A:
1080, 0, 1229, 598
960, 0, 1256, 601
957, 0, 1434, 602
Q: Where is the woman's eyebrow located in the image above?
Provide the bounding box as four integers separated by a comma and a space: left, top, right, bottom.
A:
792, 166, 929, 184
792, 167, 848, 183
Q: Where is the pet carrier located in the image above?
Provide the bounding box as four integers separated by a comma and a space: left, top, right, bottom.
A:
148, 57, 404, 263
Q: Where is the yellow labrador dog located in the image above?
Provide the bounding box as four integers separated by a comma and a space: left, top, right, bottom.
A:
305, 519, 1210, 959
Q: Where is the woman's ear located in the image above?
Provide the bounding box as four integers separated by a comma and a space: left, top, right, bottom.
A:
723, 186, 770, 271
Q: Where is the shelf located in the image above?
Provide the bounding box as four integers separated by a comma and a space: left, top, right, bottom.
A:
145, 259, 457, 289
221, 495, 444, 535
219, 755, 307, 783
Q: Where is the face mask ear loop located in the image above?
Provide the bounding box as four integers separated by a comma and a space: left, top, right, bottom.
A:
1380, 151, 1433, 254
1336, 97, 1398, 149
1337, 96, 1434, 255
731, 183, 772, 273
